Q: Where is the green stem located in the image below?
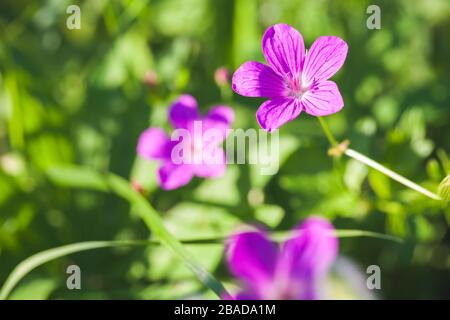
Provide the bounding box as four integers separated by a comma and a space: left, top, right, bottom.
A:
318, 116, 339, 147
344, 148, 442, 200
316, 117, 442, 201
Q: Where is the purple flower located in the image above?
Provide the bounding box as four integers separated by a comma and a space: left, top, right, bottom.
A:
137, 94, 234, 190
232, 23, 348, 132
225, 217, 338, 300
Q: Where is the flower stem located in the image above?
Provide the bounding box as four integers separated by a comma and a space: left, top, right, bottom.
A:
316, 117, 442, 201
318, 116, 339, 147
345, 148, 442, 201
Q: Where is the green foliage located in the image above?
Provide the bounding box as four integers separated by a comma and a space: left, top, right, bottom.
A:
1, 0, 449, 299
47, 166, 228, 298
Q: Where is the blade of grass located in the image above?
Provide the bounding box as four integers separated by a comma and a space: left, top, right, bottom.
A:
0, 240, 146, 300
334, 229, 403, 243
0, 228, 401, 299
46, 166, 227, 299
20, 166, 401, 300
317, 117, 442, 201
345, 148, 442, 201
271, 229, 403, 244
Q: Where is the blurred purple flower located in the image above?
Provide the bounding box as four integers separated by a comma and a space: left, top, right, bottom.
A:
232, 23, 348, 132
137, 94, 234, 190
225, 217, 338, 300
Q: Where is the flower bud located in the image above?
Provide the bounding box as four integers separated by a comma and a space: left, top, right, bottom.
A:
214, 67, 230, 87
131, 180, 144, 194
143, 70, 158, 87
438, 174, 450, 201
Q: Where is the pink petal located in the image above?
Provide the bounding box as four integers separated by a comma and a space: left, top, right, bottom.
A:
301, 80, 344, 116
137, 128, 172, 160
279, 217, 338, 281
158, 162, 194, 190
262, 24, 305, 77
222, 290, 261, 300
273, 217, 337, 300
256, 98, 302, 132
194, 147, 226, 178
169, 94, 200, 129
206, 105, 235, 125
234, 291, 261, 300
302, 36, 348, 84
226, 231, 278, 287
203, 106, 234, 144
232, 61, 286, 98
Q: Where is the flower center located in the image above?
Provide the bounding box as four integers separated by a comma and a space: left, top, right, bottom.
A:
285, 74, 310, 99
186, 138, 203, 161
263, 277, 302, 300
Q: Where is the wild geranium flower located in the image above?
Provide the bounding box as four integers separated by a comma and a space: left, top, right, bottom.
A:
232, 23, 348, 132
137, 94, 234, 190
225, 217, 338, 300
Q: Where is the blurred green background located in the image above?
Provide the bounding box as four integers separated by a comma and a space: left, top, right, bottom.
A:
0, 0, 449, 299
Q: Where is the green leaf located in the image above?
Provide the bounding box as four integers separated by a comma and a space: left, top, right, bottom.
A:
193, 167, 240, 206
233, 0, 259, 65
46, 166, 228, 299
0, 228, 402, 299
4, 75, 24, 149
147, 202, 240, 281
0, 240, 141, 300
368, 168, 391, 199
437, 149, 450, 173
344, 159, 368, 194
250, 133, 300, 188
254, 204, 285, 228
9, 278, 57, 300
47, 166, 109, 191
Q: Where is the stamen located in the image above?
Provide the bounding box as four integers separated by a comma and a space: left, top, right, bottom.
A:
285, 74, 310, 99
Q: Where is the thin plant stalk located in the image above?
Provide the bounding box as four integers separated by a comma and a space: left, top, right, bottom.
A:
317, 117, 442, 201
